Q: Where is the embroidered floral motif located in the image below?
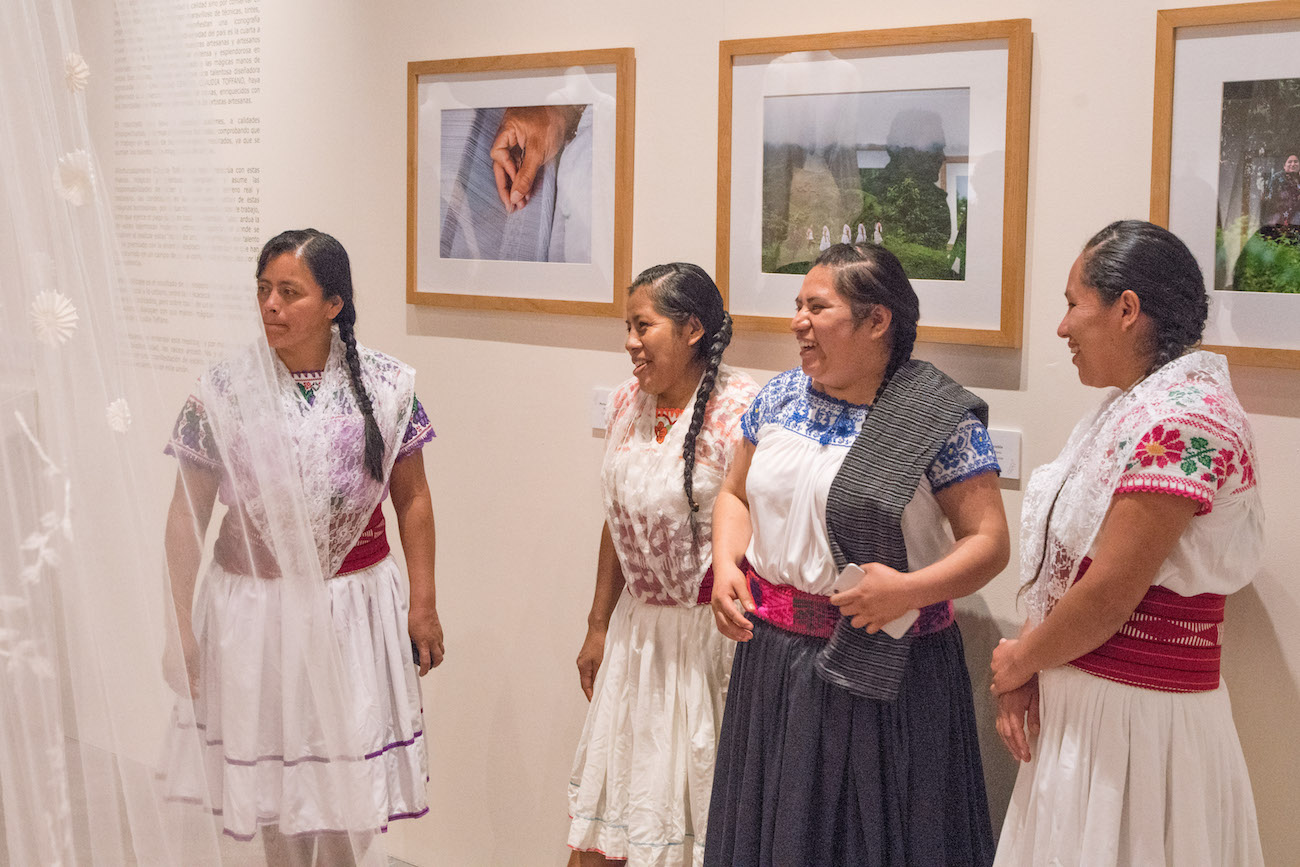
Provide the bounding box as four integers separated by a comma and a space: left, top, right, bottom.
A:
166, 394, 219, 467
1178, 435, 1217, 476
744, 368, 998, 493
654, 407, 681, 444
1131, 425, 1185, 469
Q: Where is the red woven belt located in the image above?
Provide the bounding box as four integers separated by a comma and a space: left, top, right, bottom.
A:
1068, 557, 1225, 693
337, 505, 391, 575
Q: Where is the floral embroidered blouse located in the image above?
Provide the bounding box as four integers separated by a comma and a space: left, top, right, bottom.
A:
742, 368, 1000, 597
1020, 350, 1263, 623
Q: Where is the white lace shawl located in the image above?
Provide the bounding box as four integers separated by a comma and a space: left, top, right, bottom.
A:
602, 365, 758, 605
1020, 351, 1255, 624
199, 332, 416, 579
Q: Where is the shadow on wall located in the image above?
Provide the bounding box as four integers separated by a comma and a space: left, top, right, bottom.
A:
1227, 364, 1300, 420
1222, 579, 1300, 865
954, 594, 1022, 836
406, 302, 1027, 394
407, 304, 626, 354
724, 329, 1025, 393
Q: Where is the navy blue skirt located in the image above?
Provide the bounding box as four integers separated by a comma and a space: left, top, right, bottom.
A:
704, 617, 994, 866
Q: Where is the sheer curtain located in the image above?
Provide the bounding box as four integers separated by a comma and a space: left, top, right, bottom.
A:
1, 1, 390, 863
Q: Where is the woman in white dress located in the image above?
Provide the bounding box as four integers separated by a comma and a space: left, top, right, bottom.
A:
163, 230, 442, 865
566, 263, 758, 866
991, 220, 1264, 866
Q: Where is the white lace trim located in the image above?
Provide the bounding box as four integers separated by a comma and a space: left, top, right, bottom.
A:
1019, 351, 1252, 623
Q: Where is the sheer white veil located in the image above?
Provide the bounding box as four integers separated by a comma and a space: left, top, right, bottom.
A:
1, 0, 391, 862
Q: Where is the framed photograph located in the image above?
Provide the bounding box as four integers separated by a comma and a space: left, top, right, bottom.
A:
1152, 2, 1300, 368
407, 48, 635, 315
717, 20, 1032, 347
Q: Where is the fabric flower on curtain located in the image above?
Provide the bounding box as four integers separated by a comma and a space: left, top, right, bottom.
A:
53, 149, 94, 206
64, 52, 89, 92
105, 398, 131, 433
29, 289, 78, 347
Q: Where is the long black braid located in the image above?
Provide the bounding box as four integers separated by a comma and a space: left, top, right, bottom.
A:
628, 263, 733, 544
683, 312, 732, 514
813, 242, 919, 401
257, 229, 386, 482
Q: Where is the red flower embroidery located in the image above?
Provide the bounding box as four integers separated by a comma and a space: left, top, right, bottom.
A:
1211, 448, 1237, 490
1134, 425, 1185, 468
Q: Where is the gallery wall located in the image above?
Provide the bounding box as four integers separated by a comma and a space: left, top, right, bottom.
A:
225, 0, 1300, 863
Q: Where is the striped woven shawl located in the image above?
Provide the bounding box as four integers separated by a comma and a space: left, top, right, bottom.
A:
814, 359, 987, 700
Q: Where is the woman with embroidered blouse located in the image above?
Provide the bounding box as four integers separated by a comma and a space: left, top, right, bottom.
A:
566, 264, 758, 867
161, 230, 442, 865
990, 221, 1264, 866
706, 243, 1009, 865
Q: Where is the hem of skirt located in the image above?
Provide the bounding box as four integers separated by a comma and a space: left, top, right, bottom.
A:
166, 725, 424, 766
568, 812, 698, 853
169, 802, 431, 841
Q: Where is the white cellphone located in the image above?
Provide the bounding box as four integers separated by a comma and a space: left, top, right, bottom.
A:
831, 563, 920, 639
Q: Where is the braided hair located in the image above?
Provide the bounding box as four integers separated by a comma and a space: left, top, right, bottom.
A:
1021, 221, 1208, 598
1080, 220, 1207, 375
256, 229, 386, 482
813, 242, 920, 400
628, 263, 733, 530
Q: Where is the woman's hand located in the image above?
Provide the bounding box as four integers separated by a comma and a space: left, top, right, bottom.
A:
995, 675, 1041, 763
828, 562, 915, 632
990, 636, 1035, 695
576, 627, 606, 701
711, 560, 755, 642
489, 106, 579, 212
163, 622, 200, 698
409, 606, 444, 676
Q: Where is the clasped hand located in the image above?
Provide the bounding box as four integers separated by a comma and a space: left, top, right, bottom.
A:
828, 562, 914, 632
489, 106, 572, 213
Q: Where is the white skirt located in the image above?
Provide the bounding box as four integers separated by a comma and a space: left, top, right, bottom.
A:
162, 556, 428, 841
568, 589, 734, 867
994, 665, 1262, 867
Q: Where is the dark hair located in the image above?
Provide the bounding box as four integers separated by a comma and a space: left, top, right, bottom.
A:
1022, 220, 1208, 599
257, 229, 385, 483
1080, 220, 1207, 374
813, 243, 920, 395
628, 263, 732, 523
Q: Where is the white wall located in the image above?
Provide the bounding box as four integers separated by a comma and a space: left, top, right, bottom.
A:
254, 1, 1300, 863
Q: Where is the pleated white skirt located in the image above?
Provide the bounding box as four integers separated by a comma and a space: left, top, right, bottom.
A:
994, 665, 1262, 867
568, 589, 735, 866
162, 557, 428, 841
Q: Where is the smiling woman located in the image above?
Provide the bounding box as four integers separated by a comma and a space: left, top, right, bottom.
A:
705, 243, 1008, 866
566, 263, 758, 867
992, 221, 1264, 867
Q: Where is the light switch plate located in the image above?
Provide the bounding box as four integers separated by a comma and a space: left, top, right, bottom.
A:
590, 387, 612, 430
988, 428, 1022, 481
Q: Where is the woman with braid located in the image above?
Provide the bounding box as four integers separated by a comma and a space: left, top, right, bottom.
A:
566, 263, 758, 866
162, 230, 441, 864
706, 243, 1008, 866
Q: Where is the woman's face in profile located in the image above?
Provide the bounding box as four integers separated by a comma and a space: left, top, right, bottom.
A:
1057, 253, 1129, 389
256, 253, 342, 360
623, 286, 702, 402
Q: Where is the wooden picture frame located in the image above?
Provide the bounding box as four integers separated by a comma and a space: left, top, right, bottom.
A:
407, 48, 635, 316
1152, 2, 1300, 368
717, 20, 1032, 347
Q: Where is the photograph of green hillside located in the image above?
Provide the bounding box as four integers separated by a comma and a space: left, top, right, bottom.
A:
761, 88, 970, 281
